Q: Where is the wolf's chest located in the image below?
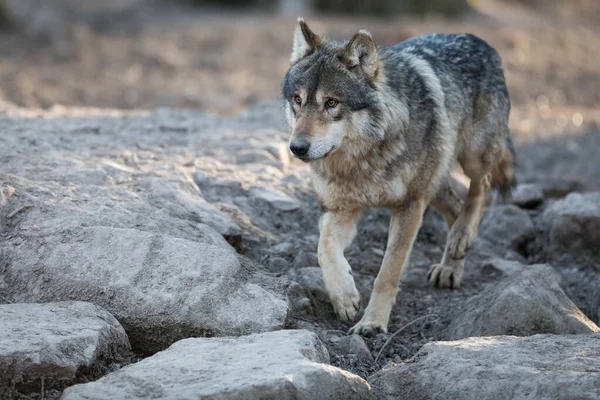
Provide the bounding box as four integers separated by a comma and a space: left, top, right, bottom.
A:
311, 171, 407, 211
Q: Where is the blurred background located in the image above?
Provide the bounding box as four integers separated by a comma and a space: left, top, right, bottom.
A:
0, 0, 598, 145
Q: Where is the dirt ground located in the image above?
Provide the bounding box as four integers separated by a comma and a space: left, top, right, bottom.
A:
0, 0, 598, 177
1, 0, 599, 385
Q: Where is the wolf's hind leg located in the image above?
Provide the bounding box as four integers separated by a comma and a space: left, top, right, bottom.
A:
430, 175, 464, 229
318, 210, 362, 322
350, 198, 426, 336
428, 175, 491, 289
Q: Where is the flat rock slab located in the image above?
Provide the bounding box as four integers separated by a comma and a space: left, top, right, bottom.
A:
370, 333, 600, 400
62, 330, 372, 400
0, 301, 130, 394
446, 264, 598, 339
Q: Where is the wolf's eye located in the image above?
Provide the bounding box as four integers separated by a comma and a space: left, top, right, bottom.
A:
326, 99, 339, 109
293, 95, 302, 105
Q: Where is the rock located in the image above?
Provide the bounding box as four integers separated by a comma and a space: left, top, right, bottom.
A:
370, 333, 600, 400
535, 177, 587, 199
287, 281, 313, 315
268, 256, 289, 272
478, 205, 535, 252
541, 192, 600, 260
249, 186, 299, 211
287, 267, 340, 318
0, 107, 294, 354
289, 267, 328, 303
480, 258, 525, 276
511, 183, 544, 209
327, 334, 374, 364
296, 249, 320, 266
235, 149, 278, 164
61, 330, 372, 400
0, 301, 130, 394
139, 174, 242, 240
0, 224, 288, 353
192, 170, 209, 184
445, 264, 599, 340
270, 241, 295, 256
468, 238, 527, 268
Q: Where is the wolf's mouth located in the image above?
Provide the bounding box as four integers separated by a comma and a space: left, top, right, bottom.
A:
297, 147, 336, 162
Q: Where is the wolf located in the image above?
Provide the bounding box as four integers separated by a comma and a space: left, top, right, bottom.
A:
281, 19, 515, 336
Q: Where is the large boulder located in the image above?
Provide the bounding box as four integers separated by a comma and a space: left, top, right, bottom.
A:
446, 264, 598, 339
62, 330, 372, 400
541, 192, 600, 261
0, 106, 292, 354
0, 301, 130, 395
0, 216, 288, 353
370, 333, 600, 400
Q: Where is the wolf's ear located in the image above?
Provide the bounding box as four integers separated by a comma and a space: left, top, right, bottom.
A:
290, 18, 321, 65
341, 30, 379, 77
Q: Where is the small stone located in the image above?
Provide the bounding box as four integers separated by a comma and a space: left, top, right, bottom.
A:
541, 192, 600, 260
235, 149, 277, 164
512, 183, 544, 209
249, 186, 299, 211
216, 179, 244, 190
282, 173, 303, 185
329, 334, 374, 363
296, 250, 319, 266
270, 242, 295, 255
290, 267, 328, 303
268, 256, 289, 272
480, 258, 525, 276
478, 205, 535, 251
371, 247, 385, 257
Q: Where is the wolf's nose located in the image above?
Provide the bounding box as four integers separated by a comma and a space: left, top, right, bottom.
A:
290, 140, 310, 157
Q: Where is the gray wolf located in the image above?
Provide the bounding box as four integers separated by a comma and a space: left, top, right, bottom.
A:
281, 19, 514, 336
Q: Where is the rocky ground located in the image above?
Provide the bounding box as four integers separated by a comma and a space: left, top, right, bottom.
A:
0, 1, 599, 399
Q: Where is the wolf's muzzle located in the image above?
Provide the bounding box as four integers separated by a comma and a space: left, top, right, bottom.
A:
290, 139, 310, 157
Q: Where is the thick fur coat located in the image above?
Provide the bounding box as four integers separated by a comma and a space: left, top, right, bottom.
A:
281, 19, 514, 336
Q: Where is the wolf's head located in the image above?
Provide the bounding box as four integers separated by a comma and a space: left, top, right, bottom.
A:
281, 19, 386, 162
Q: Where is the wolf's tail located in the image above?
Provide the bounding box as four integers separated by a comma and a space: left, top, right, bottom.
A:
490, 136, 516, 200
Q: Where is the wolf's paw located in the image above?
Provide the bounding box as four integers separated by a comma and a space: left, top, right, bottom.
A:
329, 284, 361, 322
349, 319, 387, 337
427, 263, 462, 289
447, 230, 475, 260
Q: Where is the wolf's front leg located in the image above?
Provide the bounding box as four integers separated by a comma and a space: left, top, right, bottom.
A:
350, 198, 426, 336
318, 210, 362, 322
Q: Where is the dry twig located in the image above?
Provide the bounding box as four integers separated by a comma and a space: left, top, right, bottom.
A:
374, 314, 439, 365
